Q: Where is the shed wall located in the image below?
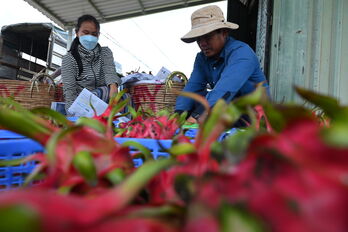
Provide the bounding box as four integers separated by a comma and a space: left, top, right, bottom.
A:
269, 0, 348, 104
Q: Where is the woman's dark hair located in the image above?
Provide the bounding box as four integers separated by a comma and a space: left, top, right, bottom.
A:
69, 14, 100, 76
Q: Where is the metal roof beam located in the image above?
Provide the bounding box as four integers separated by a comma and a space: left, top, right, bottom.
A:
24, 0, 66, 29
24, 0, 224, 29
86, 0, 105, 21
105, 0, 223, 22
136, 0, 146, 14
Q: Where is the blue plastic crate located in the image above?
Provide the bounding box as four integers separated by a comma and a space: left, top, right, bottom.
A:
67, 116, 79, 122
184, 128, 198, 138
0, 130, 26, 139
0, 138, 44, 191
178, 127, 238, 141
174, 128, 198, 139
218, 128, 239, 141
115, 138, 172, 167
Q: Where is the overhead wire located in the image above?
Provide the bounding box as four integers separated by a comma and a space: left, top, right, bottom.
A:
100, 31, 153, 70
131, 19, 177, 67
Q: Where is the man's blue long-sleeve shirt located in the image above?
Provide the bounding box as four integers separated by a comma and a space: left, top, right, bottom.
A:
175, 37, 269, 115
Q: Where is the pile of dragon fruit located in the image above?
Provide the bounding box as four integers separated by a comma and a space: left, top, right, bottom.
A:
0, 86, 347, 232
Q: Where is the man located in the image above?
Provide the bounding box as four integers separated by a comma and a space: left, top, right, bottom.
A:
175, 5, 269, 124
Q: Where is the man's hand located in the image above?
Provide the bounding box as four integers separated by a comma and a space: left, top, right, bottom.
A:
109, 83, 118, 100
187, 110, 209, 124
187, 116, 198, 124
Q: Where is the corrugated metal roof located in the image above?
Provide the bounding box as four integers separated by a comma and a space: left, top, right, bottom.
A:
24, 0, 223, 30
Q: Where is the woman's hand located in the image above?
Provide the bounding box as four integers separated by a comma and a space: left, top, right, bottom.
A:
108, 83, 118, 100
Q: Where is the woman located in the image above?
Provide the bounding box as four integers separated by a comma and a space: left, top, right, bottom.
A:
61, 14, 121, 115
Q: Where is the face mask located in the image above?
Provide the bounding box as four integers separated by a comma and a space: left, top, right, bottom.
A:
79, 35, 98, 50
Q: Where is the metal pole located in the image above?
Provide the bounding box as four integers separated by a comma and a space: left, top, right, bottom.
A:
46, 28, 54, 71
67, 27, 73, 50
29, 37, 34, 71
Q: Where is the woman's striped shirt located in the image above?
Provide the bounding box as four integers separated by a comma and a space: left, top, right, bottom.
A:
61, 44, 121, 111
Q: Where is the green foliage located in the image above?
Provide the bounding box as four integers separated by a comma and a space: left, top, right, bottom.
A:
76, 117, 106, 133
73, 151, 98, 186
221, 128, 256, 164
219, 204, 266, 232
168, 143, 196, 157
295, 86, 341, 118
295, 86, 348, 147
31, 107, 71, 127
106, 168, 126, 185
121, 141, 154, 161
0, 205, 40, 232
1, 84, 348, 231
233, 84, 267, 109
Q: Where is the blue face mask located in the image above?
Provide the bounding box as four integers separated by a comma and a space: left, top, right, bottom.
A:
79, 35, 98, 50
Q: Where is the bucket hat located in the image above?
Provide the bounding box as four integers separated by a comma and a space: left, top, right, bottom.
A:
181, 5, 239, 43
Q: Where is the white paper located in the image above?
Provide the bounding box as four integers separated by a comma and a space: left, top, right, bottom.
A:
121, 67, 185, 87
115, 114, 131, 124
155, 66, 171, 80
51, 101, 67, 115
68, 88, 108, 117
132, 79, 165, 85
121, 72, 155, 85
